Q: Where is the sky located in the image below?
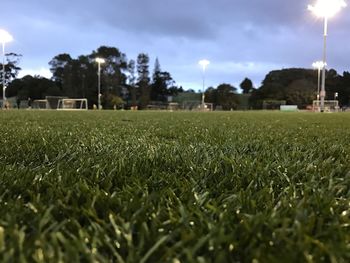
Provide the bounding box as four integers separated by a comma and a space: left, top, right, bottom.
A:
2, 0, 350, 91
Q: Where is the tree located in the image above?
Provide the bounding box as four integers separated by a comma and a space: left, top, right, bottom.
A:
216, 83, 239, 110
102, 93, 125, 109
91, 46, 128, 98
49, 53, 72, 88
48, 46, 129, 108
150, 58, 179, 101
204, 84, 238, 110
250, 68, 319, 109
204, 87, 217, 105
153, 57, 161, 80
7, 75, 58, 100
337, 72, 350, 106
285, 79, 316, 108
240, 78, 254, 94
0, 53, 22, 93
137, 53, 150, 108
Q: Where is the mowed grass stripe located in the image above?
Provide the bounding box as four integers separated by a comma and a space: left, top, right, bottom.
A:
0, 111, 349, 262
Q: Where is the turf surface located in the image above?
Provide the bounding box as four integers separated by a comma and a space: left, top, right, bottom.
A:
0, 111, 349, 262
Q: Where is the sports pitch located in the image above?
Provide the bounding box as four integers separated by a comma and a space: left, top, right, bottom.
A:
0, 111, 349, 262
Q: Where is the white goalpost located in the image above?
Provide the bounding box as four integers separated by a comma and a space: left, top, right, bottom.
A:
312, 100, 340, 112
57, 98, 88, 110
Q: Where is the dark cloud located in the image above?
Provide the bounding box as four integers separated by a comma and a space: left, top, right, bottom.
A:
3, 0, 350, 89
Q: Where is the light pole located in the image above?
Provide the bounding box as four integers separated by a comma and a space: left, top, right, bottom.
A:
312, 61, 326, 102
0, 29, 13, 109
95, 57, 105, 110
334, 92, 338, 100
308, 0, 346, 112
198, 59, 210, 110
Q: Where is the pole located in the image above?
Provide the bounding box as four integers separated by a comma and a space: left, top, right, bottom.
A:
320, 17, 328, 112
201, 67, 205, 109
317, 67, 321, 100
2, 42, 5, 109
317, 67, 321, 109
98, 62, 101, 110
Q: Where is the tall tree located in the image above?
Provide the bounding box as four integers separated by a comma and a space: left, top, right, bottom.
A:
150, 58, 175, 101
49, 53, 72, 89
0, 53, 22, 93
153, 57, 161, 81
91, 46, 128, 97
137, 53, 150, 108
240, 78, 254, 94
337, 72, 350, 106
216, 83, 239, 110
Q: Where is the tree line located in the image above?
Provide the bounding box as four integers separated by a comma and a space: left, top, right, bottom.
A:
204, 69, 350, 110
250, 68, 350, 109
2, 45, 350, 109
5, 46, 182, 109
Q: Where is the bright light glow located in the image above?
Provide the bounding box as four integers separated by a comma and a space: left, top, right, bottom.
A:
0, 29, 13, 43
308, 0, 347, 18
312, 61, 327, 69
95, 57, 105, 64
198, 59, 210, 71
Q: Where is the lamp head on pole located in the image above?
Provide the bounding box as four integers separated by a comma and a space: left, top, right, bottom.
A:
308, 0, 347, 18
0, 29, 13, 44
312, 61, 327, 69
198, 59, 210, 71
95, 57, 105, 64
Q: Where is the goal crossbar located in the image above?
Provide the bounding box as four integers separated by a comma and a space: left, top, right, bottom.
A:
57, 98, 88, 110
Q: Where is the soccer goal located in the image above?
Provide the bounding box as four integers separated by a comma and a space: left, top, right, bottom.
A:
57, 98, 88, 110
312, 100, 339, 112
32, 99, 50, 109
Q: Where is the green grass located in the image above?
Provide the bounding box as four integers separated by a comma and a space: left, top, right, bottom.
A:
0, 110, 349, 262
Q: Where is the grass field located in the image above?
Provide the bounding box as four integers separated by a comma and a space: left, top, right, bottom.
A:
0, 111, 349, 262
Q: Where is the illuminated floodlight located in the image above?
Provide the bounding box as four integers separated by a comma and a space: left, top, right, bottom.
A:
308, 0, 347, 18
0, 29, 13, 44
95, 57, 105, 64
308, 0, 346, 112
198, 59, 210, 71
312, 61, 326, 69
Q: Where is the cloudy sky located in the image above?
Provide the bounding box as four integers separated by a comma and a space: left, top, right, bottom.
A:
2, 0, 350, 91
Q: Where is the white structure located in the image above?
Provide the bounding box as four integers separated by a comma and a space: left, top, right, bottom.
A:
95, 57, 105, 110
198, 59, 210, 110
0, 29, 13, 109
308, 0, 347, 112
280, 105, 298, 112
312, 61, 326, 101
313, 100, 339, 112
57, 98, 88, 110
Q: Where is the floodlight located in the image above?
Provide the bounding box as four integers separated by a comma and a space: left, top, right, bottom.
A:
0, 29, 13, 44
95, 57, 105, 64
308, 0, 346, 18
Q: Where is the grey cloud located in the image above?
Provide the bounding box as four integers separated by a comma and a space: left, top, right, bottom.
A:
3, 0, 350, 89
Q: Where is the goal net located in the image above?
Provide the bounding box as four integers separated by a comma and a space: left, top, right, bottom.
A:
57, 98, 88, 110
182, 101, 213, 111
312, 100, 339, 112
32, 99, 49, 109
